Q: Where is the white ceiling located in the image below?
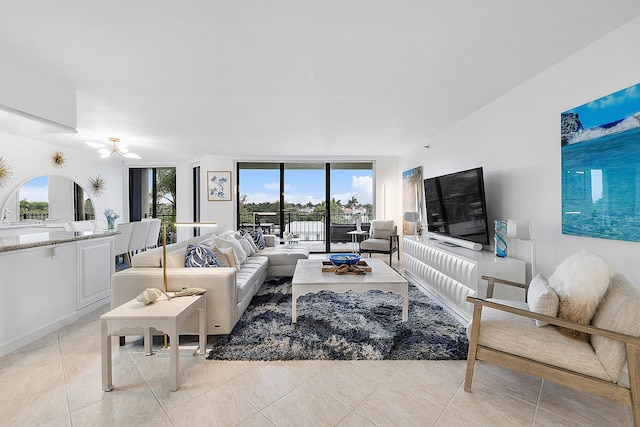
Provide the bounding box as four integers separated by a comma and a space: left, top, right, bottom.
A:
1, 1, 639, 162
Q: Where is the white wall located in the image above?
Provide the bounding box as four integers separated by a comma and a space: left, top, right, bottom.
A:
0, 132, 124, 224
400, 17, 640, 284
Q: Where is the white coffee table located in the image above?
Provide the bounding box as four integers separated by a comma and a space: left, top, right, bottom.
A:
101, 294, 206, 392
291, 258, 408, 323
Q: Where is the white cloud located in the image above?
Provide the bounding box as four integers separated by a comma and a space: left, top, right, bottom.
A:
244, 191, 279, 204
285, 193, 325, 205
587, 85, 639, 110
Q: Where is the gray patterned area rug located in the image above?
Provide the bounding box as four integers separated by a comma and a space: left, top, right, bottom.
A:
207, 276, 469, 361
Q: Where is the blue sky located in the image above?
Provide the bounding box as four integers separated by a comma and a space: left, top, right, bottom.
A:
240, 168, 373, 205
18, 175, 48, 201
564, 82, 640, 129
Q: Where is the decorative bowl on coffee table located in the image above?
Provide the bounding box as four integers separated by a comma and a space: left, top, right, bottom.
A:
329, 253, 361, 266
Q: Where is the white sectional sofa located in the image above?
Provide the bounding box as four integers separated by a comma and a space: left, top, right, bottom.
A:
110, 230, 309, 336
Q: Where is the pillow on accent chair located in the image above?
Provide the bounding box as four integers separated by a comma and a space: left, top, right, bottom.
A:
527, 273, 559, 327
370, 220, 395, 240
548, 251, 615, 341
185, 244, 221, 268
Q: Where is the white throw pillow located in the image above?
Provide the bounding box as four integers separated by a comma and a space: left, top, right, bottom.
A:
527, 274, 559, 327
214, 236, 247, 264
238, 238, 256, 256
370, 220, 395, 239
548, 251, 615, 341
242, 233, 260, 253
221, 246, 239, 271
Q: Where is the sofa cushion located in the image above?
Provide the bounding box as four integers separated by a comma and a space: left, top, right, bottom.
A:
549, 251, 615, 341
185, 244, 220, 268
527, 273, 558, 327
235, 256, 269, 301
258, 245, 309, 266
469, 299, 610, 381
164, 248, 187, 268
591, 274, 640, 382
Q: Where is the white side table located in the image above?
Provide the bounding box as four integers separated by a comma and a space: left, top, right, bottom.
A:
101, 294, 206, 392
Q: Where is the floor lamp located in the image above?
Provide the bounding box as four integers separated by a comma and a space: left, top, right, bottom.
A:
507, 219, 536, 279
161, 221, 217, 348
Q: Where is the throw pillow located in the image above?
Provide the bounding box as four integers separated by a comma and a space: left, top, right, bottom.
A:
370, 220, 395, 239
527, 273, 559, 327
243, 233, 260, 253
214, 236, 247, 264
185, 244, 220, 268
238, 238, 256, 256
548, 251, 615, 341
239, 228, 267, 249
208, 245, 230, 268
221, 246, 240, 271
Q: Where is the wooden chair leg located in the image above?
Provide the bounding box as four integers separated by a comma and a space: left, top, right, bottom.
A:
627, 343, 640, 427
464, 300, 483, 392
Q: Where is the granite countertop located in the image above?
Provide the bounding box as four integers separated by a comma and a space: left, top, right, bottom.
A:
0, 230, 119, 253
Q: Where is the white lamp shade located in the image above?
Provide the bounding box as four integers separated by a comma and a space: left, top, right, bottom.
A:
404, 211, 420, 222
507, 219, 533, 240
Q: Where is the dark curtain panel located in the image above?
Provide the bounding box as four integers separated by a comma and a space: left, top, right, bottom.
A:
129, 168, 144, 221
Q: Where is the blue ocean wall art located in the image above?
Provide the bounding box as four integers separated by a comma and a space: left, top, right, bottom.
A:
561, 82, 640, 242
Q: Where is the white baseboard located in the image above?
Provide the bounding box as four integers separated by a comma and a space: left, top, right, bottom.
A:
0, 296, 109, 357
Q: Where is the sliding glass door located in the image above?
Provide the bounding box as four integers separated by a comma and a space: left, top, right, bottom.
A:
237, 162, 373, 253
283, 163, 326, 251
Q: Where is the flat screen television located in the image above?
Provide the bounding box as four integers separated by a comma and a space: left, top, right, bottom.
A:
423, 167, 490, 246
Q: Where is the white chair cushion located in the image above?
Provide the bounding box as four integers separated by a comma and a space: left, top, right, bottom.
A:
359, 238, 391, 251
469, 300, 610, 381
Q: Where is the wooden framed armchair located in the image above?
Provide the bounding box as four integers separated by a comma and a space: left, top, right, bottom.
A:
465, 274, 640, 426
358, 219, 399, 265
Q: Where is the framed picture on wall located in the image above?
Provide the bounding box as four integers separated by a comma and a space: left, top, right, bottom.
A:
207, 171, 232, 201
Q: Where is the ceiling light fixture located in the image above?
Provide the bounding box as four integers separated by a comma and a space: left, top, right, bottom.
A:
86, 137, 141, 159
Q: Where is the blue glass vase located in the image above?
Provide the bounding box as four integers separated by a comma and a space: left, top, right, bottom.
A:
107, 217, 116, 230
494, 219, 507, 257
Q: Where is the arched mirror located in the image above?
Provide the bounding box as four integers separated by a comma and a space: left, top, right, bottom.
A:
2, 175, 95, 225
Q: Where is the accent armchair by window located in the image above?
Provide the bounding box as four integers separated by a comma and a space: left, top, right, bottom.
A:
358, 219, 399, 265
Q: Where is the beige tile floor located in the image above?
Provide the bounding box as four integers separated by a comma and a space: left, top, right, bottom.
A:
0, 255, 633, 426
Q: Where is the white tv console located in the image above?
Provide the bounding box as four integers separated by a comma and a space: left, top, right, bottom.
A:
403, 235, 526, 322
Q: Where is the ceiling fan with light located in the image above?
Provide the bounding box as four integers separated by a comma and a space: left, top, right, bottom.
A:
86, 137, 141, 159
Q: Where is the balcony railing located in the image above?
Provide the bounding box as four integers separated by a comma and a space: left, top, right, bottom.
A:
239, 211, 372, 244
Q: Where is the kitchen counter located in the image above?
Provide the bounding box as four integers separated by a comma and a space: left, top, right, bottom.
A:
0, 229, 118, 253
